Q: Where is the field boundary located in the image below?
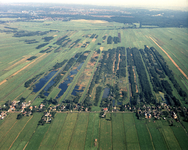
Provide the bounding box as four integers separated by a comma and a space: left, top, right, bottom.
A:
146, 123, 155, 150
52, 113, 68, 149
8, 115, 33, 150
0, 120, 18, 143
67, 113, 79, 150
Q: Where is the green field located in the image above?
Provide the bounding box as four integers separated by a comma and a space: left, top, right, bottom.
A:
0, 112, 187, 150
0, 20, 187, 106
0, 18, 188, 150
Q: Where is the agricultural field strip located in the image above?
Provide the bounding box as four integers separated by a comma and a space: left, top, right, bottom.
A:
10, 113, 43, 150
0, 50, 66, 102
0, 113, 18, 142
0, 53, 47, 85
0, 53, 55, 103
145, 124, 155, 150
123, 114, 141, 149
155, 121, 178, 150
53, 113, 78, 150
38, 113, 67, 150
84, 113, 96, 149
8, 115, 33, 150
112, 113, 126, 150
0, 116, 31, 150
24, 124, 51, 150
69, 113, 89, 150
52, 114, 68, 150
149, 36, 188, 80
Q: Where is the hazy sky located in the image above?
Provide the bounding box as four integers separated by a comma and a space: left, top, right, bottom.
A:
1, 0, 188, 8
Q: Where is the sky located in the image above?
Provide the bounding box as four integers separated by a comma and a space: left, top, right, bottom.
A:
0, 0, 188, 9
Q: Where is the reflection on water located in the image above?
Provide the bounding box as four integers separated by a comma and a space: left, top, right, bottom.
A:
71, 86, 84, 96
33, 71, 57, 93
102, 88, 110, 98
56, 63, 84, 99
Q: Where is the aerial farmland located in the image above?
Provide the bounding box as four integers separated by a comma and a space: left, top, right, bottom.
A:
0, 3, 188, 150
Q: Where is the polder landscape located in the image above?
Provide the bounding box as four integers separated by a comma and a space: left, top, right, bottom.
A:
0, 3, 188, 150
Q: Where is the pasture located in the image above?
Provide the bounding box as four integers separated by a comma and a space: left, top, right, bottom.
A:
0, 112, 187, 150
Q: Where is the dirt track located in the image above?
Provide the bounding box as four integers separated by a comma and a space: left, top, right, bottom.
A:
8, 116, 33, 150
149, 36, 188, 80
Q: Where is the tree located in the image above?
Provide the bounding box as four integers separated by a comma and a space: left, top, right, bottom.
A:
17, 113, 23, 119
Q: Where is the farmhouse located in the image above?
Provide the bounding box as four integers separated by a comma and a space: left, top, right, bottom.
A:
39, 104, 45, 109
103, 108, 108, 112
0, 112, 7, 119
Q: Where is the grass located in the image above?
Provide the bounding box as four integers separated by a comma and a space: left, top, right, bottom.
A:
134, 118, 154, 150
112, 113, 126, 150
69, 113, 89, 150
147, 121, 168, 150
25, 124, 51, 150
123, 113, 140, 150
38, 113, 67, 150
156, 120, 181, 150
85, 113, 97, 149
99, 113, 112, 150
0, 113, 18, 140
0, 114, 32, 150
0, 19, 187, 150
170, 121, 188, 150
84, 113, 100, 150
53, 113, 78, 150
10, 113, 43, 150
0, 112, 187, 150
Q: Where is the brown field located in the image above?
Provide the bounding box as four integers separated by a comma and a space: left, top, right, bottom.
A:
87, 62, 95, 66
92, 38, 96, 42
0, 79, 7, 86
149, 37, 188, 80
75, 43, 82, 48
84, 53, 89, 56
5, 56, 30, 71
70, 75, 75, 78
112, 59, 115, 73
132, 67, 138, 93
117, 53, 120, 70
11, 53, 47, 77
100, 47, 104, 51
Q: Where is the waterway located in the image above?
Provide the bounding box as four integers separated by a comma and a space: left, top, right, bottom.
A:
56, 63, 84, 99
102, 87, 110, 98
33, 71, 57, 93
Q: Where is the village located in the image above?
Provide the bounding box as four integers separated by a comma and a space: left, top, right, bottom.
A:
1, 97, 187, 126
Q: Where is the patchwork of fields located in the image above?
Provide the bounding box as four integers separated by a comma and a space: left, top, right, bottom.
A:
0, 19, 188, 149
0, 20, 187, 107
0, 112, 187, 150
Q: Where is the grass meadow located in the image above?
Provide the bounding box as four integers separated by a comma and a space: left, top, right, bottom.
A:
0, 112, 187, 150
